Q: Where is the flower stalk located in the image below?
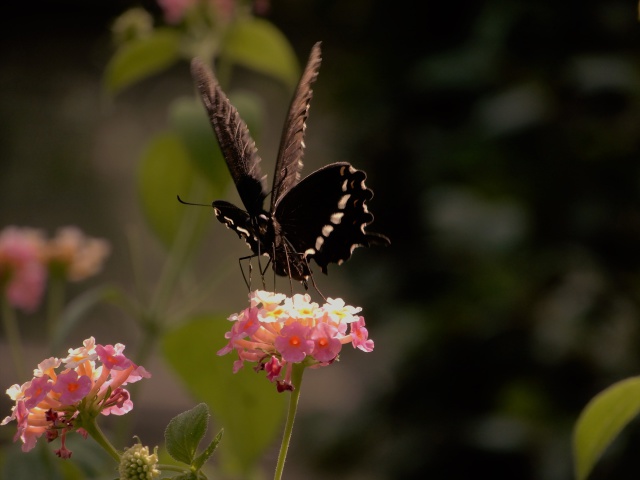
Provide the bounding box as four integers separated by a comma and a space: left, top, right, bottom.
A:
274, 362, 305, 480
46, 274, 65, 341
1, 295, 26, 379
80, 412, 121, 463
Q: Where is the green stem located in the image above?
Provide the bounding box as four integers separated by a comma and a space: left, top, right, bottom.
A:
157, 464, 190, 473
1, 295, 26, 380
46, 275, 65, 342
149, 180, 206, 319
82, 415, 120, 463
274, 363, 305, 480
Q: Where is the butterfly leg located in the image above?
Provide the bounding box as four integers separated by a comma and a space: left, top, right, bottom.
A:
260, 256, 273, 291
280, 242, 299, 296
238, 254, 259, 291
303, 255, 325, 301
254, 245, 267, 290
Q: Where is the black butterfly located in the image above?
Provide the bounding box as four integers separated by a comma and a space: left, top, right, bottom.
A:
190, 42, 390, 288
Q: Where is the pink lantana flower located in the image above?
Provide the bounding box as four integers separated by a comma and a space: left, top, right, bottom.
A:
218, 290, 375, 391
156, 0, 238, 25
274, 322, 314, 363
0, 226, 47, 312
157, 0, 196, 24
1, 337, 150, 456
349, 316, 375, 352
45, 226, 110, 282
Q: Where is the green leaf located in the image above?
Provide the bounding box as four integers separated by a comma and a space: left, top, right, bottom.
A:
168, 97, 229, 190
165, 403, 210, 465
192, 428, 223, 471
573, 376, 640, 480
162, 314, 286, 476
136, 132, 211, 248
2, 444, 64, 480
104, 29, 181, 95
221, 18, 300, 88
169, 474, 198, 480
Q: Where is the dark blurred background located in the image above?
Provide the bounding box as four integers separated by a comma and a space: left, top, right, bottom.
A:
3, 0, 640, 479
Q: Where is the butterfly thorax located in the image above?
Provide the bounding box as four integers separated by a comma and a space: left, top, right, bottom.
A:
254, 212, 274, 255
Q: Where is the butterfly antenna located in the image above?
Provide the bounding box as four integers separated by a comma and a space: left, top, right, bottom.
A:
176, 195, 211, 207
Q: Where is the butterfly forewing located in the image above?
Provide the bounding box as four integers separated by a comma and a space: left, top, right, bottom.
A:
270, 42, 323, 212
191, 58, 268, 216
275, 162, 389, 274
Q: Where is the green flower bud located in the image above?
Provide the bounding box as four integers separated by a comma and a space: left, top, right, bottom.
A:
111, 8, 154, 45
118, 440, 160, 480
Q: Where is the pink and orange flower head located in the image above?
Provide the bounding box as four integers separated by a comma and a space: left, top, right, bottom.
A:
2, 337, 150, 456
0, 226, 46, 312
218, 290, 374, 391
45, 226, 110, 282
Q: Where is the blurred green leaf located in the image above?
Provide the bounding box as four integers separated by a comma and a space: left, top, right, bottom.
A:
165, 403, 210, 465
104, 29, 181, 95
1, 445, 64, 480
573, 376, 640, 480
0, 438, 111, 480
169, 97, 229, 190
136, 132, 210, 248
221, 18, 300, 88
162, 314, 286, 476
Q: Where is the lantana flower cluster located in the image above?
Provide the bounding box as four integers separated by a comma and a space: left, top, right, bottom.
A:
1, 337, 150, 458
0, 226, 110, 312
218, 290, 374, 391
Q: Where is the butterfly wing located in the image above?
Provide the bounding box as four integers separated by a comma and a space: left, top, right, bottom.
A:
274, 162, 390, 274
191, 58, 268, 216
212, 200, 261, 254
270, 42, 323, 213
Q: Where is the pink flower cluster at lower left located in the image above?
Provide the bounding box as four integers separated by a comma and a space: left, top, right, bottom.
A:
1, 337, 150, 457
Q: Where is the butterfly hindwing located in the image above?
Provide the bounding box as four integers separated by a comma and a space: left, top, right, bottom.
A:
274, 162, 390, 274
191, 58, 267, 216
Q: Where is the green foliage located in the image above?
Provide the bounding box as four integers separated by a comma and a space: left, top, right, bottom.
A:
166, 404, 211, 465
221, 18, 300, 89
136, 132, 212, 248
1, 438, 113, 480
165, 403, 222, 479
163, 314, 287, 476
169, 97, 229, 190
104, 29, 181, 96
573, 376, 640, 480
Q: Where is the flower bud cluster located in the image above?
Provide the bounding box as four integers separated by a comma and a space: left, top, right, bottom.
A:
119, 440, 160, 480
